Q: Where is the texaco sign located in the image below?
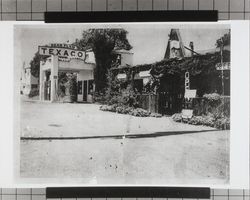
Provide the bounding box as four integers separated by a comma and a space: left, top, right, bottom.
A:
38, 45, 85, 61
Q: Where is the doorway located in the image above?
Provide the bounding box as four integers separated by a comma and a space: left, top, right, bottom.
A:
44, 71, 51, 101
77, 79, 94, 102
83, 80, 88, 101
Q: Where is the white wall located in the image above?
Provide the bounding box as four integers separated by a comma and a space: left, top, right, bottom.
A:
59, 59, 95, 71
85, 51, 95, 64
77, 70, 94, 81
40, 58, 53, 71
20, 67, 39, 95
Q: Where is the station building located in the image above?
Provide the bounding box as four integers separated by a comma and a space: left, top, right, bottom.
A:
38, 43, 133, 102
20, 62, 39, 95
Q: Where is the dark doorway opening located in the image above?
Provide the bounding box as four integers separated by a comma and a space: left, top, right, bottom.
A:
83, 80, 88, 101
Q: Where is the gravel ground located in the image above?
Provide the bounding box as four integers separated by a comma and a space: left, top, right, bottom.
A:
20, 100, 229, 185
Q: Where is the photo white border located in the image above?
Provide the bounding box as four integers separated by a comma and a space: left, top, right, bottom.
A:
0, 21, 248, 189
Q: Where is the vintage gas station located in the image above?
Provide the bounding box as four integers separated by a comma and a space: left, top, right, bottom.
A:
38, 43, 134, 103
38, 44, 96, 102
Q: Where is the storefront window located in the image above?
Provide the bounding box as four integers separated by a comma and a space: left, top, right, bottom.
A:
78, 81, 82, 94
88, 80, 94, 94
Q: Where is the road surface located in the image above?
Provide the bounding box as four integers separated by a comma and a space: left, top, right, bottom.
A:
20, 100, 229, 185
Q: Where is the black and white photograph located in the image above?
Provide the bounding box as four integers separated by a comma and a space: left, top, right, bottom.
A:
15, 23, 230, 185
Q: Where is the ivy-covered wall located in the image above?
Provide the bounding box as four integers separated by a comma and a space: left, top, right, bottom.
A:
112, 50, 230, 96
109, 50, 230, 115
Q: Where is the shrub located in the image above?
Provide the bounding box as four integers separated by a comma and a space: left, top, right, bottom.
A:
172, 112, 230, 130
188, 116, 203, 125
193, 94, 230, 119
100, 104, 117, 112
188, 115, 215, 126
172, 93, 230, 129
107, 94, 126, 106
121, 85, 139, 107
172, 113, 182, 122
68, 75, 77, 102
203, 93, 221, 101
100, 105, 111, 111
150, 113, 162, 118
28, 88, 39, 98
104, 85, 139, 107
214, 117, 230, 130
93, 92, 107, 104
116, 106, 133, 114
129, 108, 151, 117
100, 104, 162, 118
202, 115, 215, 127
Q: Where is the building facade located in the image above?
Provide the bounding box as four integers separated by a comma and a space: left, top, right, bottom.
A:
20, 62, 39, 95
38, 44, 133, 103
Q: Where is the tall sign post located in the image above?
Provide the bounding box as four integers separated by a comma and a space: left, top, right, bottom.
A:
215, 39, 231, 130
182, 71, 195, 120
220, 39, 224, 98
185, 71, 190, 90
220, 39, 224, 119
50, 55, 59, 102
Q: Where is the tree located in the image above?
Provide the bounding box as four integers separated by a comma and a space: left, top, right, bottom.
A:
30, 51, 48, 78
68, 73, 77, 102
76, 29, 132, 93
57, 72, 68, 97
216, 30, 230, 48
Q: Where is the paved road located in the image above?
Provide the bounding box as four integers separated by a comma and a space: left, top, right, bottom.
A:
20, 101, 229, 185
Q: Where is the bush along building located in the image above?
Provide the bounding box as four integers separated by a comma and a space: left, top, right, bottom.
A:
108, 29, 230, 129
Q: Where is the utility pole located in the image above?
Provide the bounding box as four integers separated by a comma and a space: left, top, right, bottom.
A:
220, 38, 224, 97
220, 38, 225, 123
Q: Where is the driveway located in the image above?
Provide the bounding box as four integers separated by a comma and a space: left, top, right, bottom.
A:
20, 100, 229, 185
21, 101, 215, 138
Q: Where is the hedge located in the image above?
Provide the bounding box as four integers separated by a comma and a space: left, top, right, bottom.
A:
100, 104, 162, 118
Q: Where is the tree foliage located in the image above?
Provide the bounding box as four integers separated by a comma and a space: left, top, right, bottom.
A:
111, 50, 230, 96
216, 30, 230, 48
101, 69, 139, 108
29, 51, 48, 78
68, 73, 77, 102
75, 29, 132, 93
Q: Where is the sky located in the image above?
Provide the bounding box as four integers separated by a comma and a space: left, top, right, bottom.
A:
14, 24, 230, 69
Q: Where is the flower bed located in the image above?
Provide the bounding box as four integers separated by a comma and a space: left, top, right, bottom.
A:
192, 93, 230, 118
172, 113, 230, 130
100, 104, 162, 118
172, 93, 230, 130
